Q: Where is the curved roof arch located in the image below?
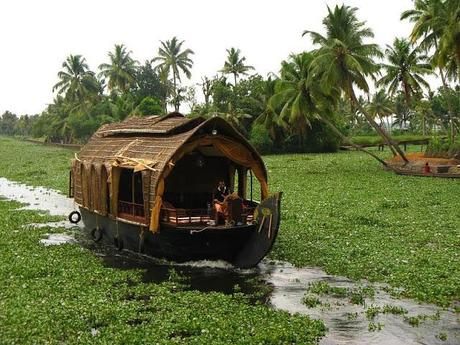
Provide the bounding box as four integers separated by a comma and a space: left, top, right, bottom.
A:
77, 114, 267, 196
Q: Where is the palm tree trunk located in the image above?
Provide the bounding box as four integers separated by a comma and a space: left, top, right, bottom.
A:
319, 115, 396, 169
233, 73, 237, 86
435, 39, 456, 141
422, 116, 426, 136
348, 87, 409, 163
439, 66, 456, 141
172, 72, 179, 112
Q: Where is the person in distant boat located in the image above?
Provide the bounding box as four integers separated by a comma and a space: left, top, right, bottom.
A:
213, 180, 229, 222
424, 162, 431, 174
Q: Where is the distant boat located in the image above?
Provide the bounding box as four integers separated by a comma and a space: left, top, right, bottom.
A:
69, 112, 282, 268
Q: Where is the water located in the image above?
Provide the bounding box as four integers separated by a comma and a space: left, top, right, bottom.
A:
1, 177, 459, 345
0, 177, 74, 216
40, 233, 76, 246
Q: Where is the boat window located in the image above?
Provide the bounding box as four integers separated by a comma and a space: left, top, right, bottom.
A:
118, 169, 145, 222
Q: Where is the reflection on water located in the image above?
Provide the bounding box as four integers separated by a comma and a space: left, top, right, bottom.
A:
1, 177, 459, 345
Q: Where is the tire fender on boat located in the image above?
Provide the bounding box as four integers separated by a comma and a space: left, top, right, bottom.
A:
68, 211, 81, 224
90, 227, 103, 242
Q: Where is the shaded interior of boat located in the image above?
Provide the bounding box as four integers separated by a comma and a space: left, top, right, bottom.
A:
113, 148, 260, 228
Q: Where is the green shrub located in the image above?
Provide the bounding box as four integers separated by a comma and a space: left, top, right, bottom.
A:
249, 123, 275, 154
132, 97, 163, 116
283, 120, 340, 153
425, 137, 460, 158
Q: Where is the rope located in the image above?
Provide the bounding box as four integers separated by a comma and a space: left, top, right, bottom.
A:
189, 226, 214, 235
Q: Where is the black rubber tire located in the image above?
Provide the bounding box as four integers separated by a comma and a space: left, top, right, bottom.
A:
68, 211, 81, 224
90, 228, 103, 242
114, 237, 124, 251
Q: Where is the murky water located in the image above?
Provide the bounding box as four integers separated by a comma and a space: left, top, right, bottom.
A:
0, 177, 74, 216
1, 177, 459, 345
40, 233, 76, 246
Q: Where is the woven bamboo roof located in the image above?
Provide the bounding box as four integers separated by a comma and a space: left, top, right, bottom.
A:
77, 113, 266, 181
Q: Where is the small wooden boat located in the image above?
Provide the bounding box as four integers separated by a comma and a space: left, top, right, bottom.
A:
394, 169, 460, 178
69, 112, 282, 268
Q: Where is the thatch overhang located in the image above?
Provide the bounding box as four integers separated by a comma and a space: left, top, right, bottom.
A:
72, 113, 268, 232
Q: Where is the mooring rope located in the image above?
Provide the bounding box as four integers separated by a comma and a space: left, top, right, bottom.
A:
189, 226, 214, 235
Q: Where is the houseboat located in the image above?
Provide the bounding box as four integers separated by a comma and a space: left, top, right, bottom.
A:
69, 112, 281, 268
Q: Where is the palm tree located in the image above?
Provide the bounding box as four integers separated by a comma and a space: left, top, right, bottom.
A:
436, 0, 460, 80
99, 44, 138, 94
401, 0, 459, 139
255, 76, 283, 144
268, 53, 323, 142
303, 4, 409, 163
415, 98, 434, 135
377, 38, 432, 105
53, 54, 99, 103
367, 90, 394, 133
401, 0, 448, 81
221, 48, 254, 86
152, 37, 194, 111
269, 52, 389, 166
213, 103, 252, 136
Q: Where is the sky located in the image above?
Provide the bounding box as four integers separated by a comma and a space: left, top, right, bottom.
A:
0, 0, 424, 115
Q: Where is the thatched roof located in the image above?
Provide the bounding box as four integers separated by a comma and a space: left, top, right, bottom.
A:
77, 112, 266, 180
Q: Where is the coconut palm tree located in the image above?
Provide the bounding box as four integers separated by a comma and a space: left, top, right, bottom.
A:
377, 38, 432, 105
255, 76, 283, 144
367, 90, 395, 133
401, 0, 459, 139
415, 98, 434, 135
152, 37, 194, 111
213, 103, 252, 136
303, 4, 408, 163
401, 0, 449, 81
221, 48, 254, 86
53, 54, 99, 103
98, 44, 138, 94
269, 52, 389, 166
436, 0, 460, 80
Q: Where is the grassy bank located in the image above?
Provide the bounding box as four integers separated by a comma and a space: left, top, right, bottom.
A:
351, 134, 430, 146
0, 137, 75, 193
0, 136, 459, 308
266, 151, 460, 306
0, 201, 325, 344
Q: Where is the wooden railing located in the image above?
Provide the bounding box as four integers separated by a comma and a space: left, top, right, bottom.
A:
118, 201, 146, 223
160, 204, 255, 226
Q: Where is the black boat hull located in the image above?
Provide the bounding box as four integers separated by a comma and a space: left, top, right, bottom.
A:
79, 193, 282, 268
80, 208, 255, 264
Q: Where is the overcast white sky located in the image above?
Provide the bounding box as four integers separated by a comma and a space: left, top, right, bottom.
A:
0, 0, 424, 115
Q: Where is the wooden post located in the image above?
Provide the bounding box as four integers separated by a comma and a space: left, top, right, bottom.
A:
250, 170, 253, 202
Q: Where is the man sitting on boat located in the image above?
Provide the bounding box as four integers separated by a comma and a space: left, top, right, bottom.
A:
213, 180, 229, 221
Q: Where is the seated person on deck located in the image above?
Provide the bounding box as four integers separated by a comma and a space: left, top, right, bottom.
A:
213, 180, 229, 221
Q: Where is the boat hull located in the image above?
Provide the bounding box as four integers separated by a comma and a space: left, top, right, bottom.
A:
79, 208, 255, 264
